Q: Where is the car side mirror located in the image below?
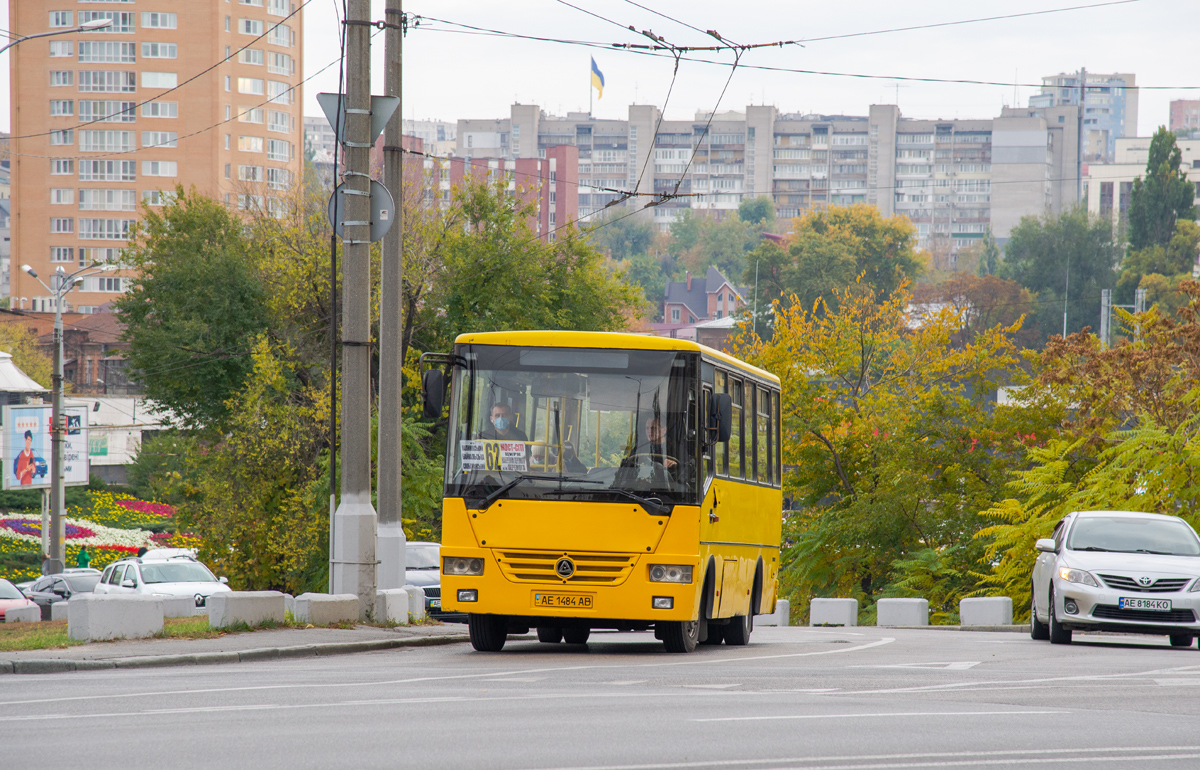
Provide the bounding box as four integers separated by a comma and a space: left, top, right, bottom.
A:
422, 369, 444, 420
219, 576, 229, 584
1035, 538, 1057, 553
121, 578, 136, 588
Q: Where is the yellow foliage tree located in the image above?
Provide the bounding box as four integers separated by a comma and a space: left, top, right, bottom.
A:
0, 324, 51, 388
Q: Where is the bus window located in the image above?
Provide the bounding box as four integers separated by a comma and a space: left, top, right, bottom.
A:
702, 385, 714, 481
773, 390, 781, 487
730, 378, 743, 478
756, 386, 770, 484
714, 371, 727, 476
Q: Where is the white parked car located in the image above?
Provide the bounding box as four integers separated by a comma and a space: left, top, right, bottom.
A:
1031, 510, 1200, 647
95, 555, 231, 610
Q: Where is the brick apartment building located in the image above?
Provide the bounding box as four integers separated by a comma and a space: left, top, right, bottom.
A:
8, 2, 305, 313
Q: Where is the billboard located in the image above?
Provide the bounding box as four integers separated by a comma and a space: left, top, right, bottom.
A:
2, 405, 90, 490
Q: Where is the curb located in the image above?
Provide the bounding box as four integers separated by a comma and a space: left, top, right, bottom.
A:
0, 633, 467, 676
882, 624, 1031, 633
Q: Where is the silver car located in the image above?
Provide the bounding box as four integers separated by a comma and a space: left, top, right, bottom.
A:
1031, 510, 1200, 647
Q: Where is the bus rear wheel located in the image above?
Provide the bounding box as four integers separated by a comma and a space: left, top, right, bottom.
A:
563, 628, 590, 644
723, 614, 752, 646
468, 614, 508, 652
660, 620, 699, 653
537, 627, 563, 644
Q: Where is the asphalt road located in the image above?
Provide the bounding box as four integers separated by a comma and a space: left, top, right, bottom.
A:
5, 626, 1200, 769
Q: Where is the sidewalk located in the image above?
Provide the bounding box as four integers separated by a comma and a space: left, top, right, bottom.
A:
0, 623, 469, 675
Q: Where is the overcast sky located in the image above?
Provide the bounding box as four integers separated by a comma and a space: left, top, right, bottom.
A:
1, 0, 1192, 138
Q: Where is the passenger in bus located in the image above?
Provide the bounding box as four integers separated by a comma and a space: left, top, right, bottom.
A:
623, 416, 677, 470
480, 403, 528, 442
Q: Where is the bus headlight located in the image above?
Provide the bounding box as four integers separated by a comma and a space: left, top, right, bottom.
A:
444, 557, 485, 576
649, 564, 692, 584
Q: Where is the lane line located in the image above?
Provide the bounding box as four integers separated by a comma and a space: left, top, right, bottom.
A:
693, 709, 1067, 722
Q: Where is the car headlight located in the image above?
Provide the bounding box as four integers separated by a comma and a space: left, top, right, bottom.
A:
1189, 578, 1200, 593
648, 564, 693, 584
443, 557, 484, 576
1058, 567, 1099, 587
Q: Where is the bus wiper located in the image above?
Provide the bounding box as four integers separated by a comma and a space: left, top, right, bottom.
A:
474, 474, 602, 511
543, 486, 670, 516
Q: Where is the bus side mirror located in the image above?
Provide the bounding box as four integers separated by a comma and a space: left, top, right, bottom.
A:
710, 393, 732, 443
422, 369, 444, 419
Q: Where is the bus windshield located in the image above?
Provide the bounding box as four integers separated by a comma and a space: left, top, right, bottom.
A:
445, 345, 698, 511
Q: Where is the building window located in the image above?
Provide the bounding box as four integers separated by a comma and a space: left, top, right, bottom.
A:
142, 190, 174, 207
237, 194, 265, 211
50, 11, 74, 27
225, 134, 231, 150
268, 0, 288, 15
142, 102, 178, 118
50, 100, 74, 116
239, 48, 264, 65
50, 71, 74, 87
239, 0, 265, 6
239, 136, 264, 153
238, 165, 264, 182
267, 110, 289, 133
50, 189, 74, 205
91, 277, 127, 292
142, 131, 177, 148
141, 72, 178, 89
142, 160, 178, 177
79, 189, 137, 211
240, 18, 264, 35
52, 159, 75, 175
79, 219, 135, 241
79, 11, 136, 33
267, 52, 292, 75
141, 12, 177, 29
266, 167, 291, 190
51, 247, 76, 263
141, 42, 177, 59
267, 139, 291, 161
79, 160, 137, 181
225, 164, 231, 179
238, 77, 264, 95
80, 130, 135, 153
239, 107, 264, 124
79, 100, 136, 122
225, 76, 232, 92
50, 129, 75, 145
51, 218, 75, 234
671, 308, 680, 323
79, 41, 136, 62
225, 16, 232, 33
268, 23, 291, 47
267, 81, 291, 105
78, 71, 137, 93
49, 41, 73, 57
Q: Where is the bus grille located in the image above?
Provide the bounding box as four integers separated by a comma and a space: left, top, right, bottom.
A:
497, 551, 638, 585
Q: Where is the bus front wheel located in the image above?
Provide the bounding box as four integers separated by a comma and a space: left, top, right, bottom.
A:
724, 614, 752, 646
468, 614, 508, 652
660, 620, 699, 653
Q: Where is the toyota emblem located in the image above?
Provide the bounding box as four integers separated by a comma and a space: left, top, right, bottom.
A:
1138, 576, 1153, 587
555, 557, 575, 579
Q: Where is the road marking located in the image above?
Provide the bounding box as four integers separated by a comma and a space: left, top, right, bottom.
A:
480, 677, 546, 682
848, 662, 980, 671
693, 709, 1067, 723
518, 745, 1200, 770
0, 637, 895, 709
603, 680, 648, 685
679, 683, 739, 689
1154, 678, 1200, 686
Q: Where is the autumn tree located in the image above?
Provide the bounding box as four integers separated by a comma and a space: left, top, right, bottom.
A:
0, 323, 52, 388
910, 273, 1039, 349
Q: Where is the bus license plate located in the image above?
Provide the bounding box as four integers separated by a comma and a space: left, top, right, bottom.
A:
1119, 597, 1171, 611
533, 592, 593, 609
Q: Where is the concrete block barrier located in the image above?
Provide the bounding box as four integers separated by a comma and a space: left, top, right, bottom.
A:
877, 598, 929, 627
405, 585, 427, 622
161, 596, 199, 618
50, 601, 70, 621
293, 593, 360, 625
755, 598, 790, 627
810, 598, 858, 627
207, 591, 285, 630
5, 605, 40, 623
283, 593, 295, 617
67, 595, 163, 641
376, 588, 410, 625
960, 596, 1013, 626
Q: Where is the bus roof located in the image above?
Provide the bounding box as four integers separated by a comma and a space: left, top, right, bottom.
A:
453, 330, 779, 385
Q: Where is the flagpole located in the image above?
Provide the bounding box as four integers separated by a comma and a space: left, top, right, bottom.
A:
589, 59, 593, 116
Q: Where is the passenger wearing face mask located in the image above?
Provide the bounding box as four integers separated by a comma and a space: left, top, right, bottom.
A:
480, 403, 528, 442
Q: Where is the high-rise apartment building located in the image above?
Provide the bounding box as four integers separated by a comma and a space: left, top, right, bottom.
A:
455, 102, 1079, 252
1170, 100, 1200, 135
1028, 71, 1136, 162
9, 1, 304, 313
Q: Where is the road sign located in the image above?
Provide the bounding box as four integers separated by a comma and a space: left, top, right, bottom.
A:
327, 180, 395, 243
316, 93, 400, 146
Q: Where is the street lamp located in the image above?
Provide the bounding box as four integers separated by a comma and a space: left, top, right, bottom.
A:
0, 18, 113, 57
22, 262, 119, 575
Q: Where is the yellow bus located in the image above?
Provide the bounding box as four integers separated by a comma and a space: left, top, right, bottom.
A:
422, 331, 783, 653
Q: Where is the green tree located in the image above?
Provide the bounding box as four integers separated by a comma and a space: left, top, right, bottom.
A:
1000, 207, 1121, 341
0, 323, 51, 388
737, 195, 775, 227
115, 188, 270, 428
976, 230, 1000, 277
1127, 126, 1197, 252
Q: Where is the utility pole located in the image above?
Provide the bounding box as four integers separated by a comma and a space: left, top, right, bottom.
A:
377, 0, 406, 590
1077, 68, 1086, 202
332, 0, 377, 618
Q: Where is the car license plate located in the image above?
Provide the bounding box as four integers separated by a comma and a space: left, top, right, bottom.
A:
1119, 597, 1172, 611
533, 592, 593, 609
429, 599, 440, 609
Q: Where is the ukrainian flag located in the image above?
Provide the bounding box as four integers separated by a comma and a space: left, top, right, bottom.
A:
591, 57, 605, 100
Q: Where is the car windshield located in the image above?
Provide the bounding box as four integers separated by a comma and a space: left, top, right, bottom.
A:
64, 575, 101, 592
407, 544, 439, 569
445, 345, 698, 510
0, 580, 23, 600
1068, 516, 1200, 556
139, 563, 218, 584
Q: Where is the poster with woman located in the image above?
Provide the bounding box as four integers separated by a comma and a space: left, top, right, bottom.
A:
2, 405, 89, 490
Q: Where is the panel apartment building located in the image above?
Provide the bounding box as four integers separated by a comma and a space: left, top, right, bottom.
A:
456, 102, 1080, 252
1028, 71, 1136, 163
9, 1, 304, 313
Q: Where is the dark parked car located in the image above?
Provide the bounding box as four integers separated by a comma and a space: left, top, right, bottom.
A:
26, 572, 103, 619
406, 541, 463, 622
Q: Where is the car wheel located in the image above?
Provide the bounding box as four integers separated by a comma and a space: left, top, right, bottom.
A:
1048, 587, 1072, 645
467, 614, 508, 652
660, 619, 699, 653
723, 614, 752, 646
537, 626, 563, 644
1169, 634, 1194, 648
1030, 584, 1050, 641
562, 628, 590, 645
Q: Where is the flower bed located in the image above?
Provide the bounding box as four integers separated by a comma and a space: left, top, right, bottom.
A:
69, 492, 175, 531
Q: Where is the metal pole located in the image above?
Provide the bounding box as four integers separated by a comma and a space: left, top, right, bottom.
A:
377, 0, 407, 591
331, 0, 377, 618
48, 293, 65, 575
40, 489, 49, 570
1062, 248, 1070, 339
1100, 289, 1111, 349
